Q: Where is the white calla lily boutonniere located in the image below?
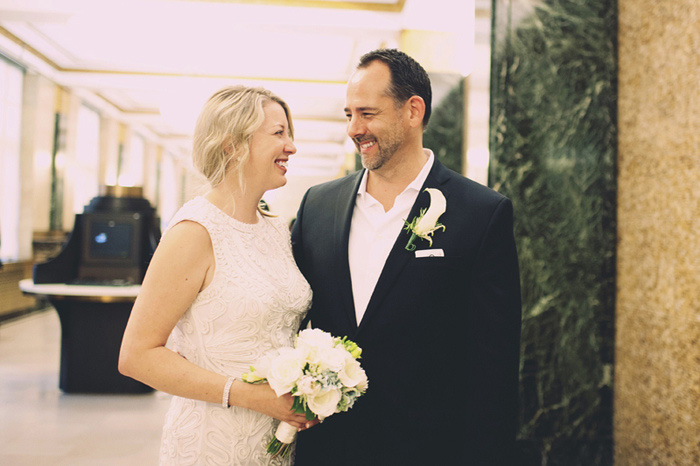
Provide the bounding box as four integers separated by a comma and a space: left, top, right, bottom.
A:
403, 188, 446, 251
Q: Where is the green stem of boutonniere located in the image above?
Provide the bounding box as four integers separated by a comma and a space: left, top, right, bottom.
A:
405, 233, 419, 251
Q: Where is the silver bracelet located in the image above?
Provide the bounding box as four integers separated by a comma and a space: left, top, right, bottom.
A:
222, 377, 235, 408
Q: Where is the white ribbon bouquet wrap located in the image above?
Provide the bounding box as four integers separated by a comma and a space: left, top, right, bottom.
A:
242, 329, 368, 458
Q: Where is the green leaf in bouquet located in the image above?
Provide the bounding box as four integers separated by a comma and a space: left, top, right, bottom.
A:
291, 396, 305, 413
267, 438, 293, 458
291, 396, 315, 420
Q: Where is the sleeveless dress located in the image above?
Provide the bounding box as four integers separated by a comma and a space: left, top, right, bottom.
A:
158, 197, 312, 466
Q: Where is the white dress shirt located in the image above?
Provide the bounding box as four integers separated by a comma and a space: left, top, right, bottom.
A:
348, 150, 435, 324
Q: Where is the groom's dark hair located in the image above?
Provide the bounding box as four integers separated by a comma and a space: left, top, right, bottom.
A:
357, 48, 432, 127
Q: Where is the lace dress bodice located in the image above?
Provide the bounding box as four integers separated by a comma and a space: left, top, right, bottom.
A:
159, 197, 312, 465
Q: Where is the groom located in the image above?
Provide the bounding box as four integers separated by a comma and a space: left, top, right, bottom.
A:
292, 49, 522, 465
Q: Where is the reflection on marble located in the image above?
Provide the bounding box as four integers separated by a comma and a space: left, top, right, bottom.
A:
490, 0, 617, 464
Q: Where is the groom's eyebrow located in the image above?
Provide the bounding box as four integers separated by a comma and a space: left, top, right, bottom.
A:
344, 106, 379, 114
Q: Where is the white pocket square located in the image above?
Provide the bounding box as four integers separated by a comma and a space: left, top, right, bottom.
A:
415, 249, 444, 258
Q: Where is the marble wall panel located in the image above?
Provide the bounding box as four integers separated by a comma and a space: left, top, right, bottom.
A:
490, 0, 617, 464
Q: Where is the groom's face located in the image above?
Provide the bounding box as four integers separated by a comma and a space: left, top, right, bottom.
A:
345, 61, 410, 171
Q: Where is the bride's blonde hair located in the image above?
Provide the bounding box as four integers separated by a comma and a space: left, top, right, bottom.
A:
192, 85, 294, 216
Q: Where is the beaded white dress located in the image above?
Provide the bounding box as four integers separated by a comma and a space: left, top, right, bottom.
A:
158, 197, 312, 466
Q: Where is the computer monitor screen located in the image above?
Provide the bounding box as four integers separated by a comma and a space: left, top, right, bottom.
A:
78, 213, 144, 283
87, 221, 133, 259
80, 213, 142, 267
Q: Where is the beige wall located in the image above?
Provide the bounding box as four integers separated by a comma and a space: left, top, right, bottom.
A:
616, 1, 700, 464
21, 73, 56, 237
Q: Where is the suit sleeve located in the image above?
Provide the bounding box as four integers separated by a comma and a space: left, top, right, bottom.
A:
291, 189, 312, 330
291, 189, 308, 275
469, 196, 522, 462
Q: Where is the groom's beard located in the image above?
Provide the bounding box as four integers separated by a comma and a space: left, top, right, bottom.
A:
355, 126, 404, 171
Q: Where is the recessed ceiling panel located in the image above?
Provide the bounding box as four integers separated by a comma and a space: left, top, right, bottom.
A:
0, 0, 473, 171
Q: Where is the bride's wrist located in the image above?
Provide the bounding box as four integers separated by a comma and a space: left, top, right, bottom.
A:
227, 379, 255, 410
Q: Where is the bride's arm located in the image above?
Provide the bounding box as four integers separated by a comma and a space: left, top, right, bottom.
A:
118, 221, 312, 429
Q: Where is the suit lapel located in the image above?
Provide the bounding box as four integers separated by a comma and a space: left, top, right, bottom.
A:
356, 160, 452, 334
334, 170, 364, 332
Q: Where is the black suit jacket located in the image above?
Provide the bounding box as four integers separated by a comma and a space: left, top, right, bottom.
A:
291, 160, 521, 465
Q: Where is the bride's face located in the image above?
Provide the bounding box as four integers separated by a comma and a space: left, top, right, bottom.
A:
242, 102, 296, 194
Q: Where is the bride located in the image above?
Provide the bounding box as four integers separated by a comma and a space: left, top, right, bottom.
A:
119, 86, 316, 465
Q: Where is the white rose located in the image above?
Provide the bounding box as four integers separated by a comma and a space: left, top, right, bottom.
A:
297, 329, 334, 350
307, 387, 342, 418
317, 346, 347, 373
338, 354, 367, 388
296, 329, 335, 364
250, 349, 280, 379
356, 373, 369, 392
297, 329, 334, 348
267, 348, 306, 397
296, 375, 321, 397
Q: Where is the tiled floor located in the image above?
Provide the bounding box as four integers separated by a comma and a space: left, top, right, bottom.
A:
0, 310, 171, 465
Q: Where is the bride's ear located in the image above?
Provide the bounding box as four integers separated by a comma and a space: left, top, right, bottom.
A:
222, 136, 235, 157
222, 138, 242, 170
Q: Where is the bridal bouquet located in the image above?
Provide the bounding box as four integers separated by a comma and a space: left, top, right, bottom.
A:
242, 328, 368, 458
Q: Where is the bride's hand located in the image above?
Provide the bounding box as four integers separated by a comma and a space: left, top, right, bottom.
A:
231, 381, 319, 430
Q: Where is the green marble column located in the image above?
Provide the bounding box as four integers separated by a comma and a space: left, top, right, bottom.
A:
489, 1, 617, 464
423, 78, 464, 174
